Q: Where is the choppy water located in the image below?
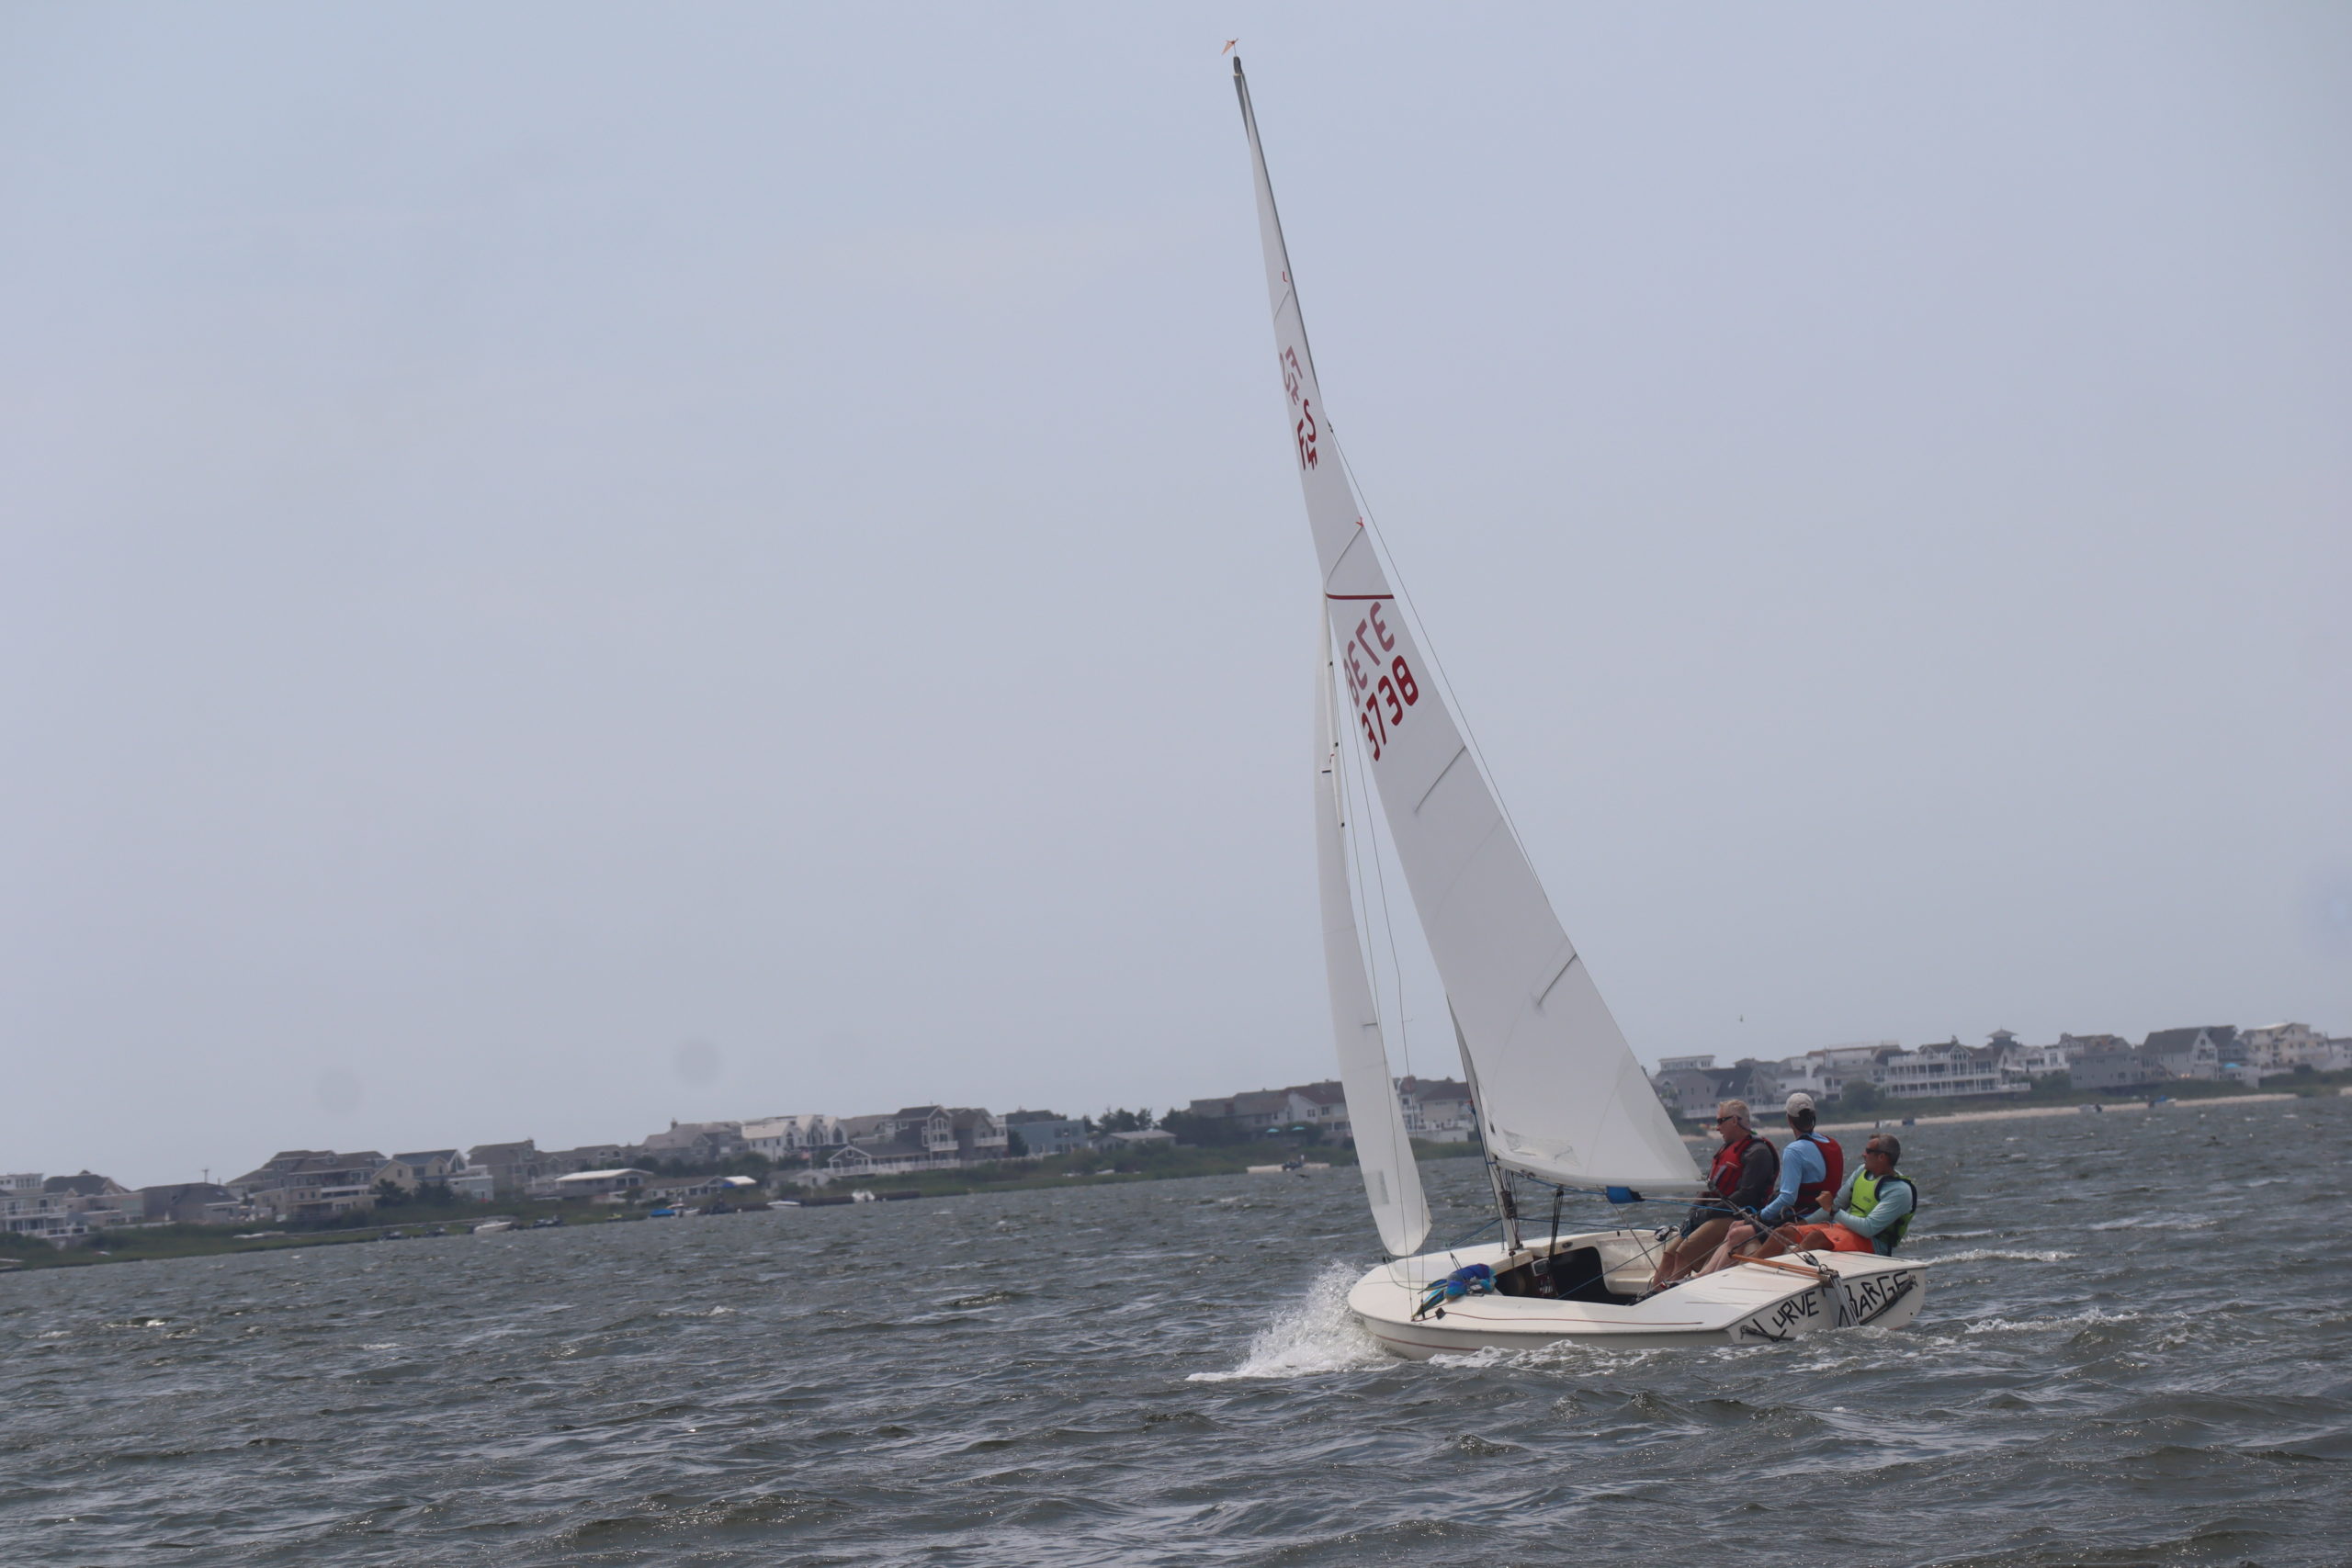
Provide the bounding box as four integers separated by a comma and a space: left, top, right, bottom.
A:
5, 1095, 2346, 1567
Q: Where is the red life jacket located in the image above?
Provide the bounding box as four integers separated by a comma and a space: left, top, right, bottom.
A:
1708, 1133, 1773, 1201
1794, 1131, 1844, 1214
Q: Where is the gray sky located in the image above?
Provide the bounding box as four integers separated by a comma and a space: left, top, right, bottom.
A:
5, 5, 2346, 1185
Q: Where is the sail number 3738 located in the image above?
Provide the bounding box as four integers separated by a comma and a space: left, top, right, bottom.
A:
1342, 603, 1419, 761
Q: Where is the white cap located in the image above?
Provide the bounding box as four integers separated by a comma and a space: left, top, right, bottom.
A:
1784, 1092, 1816, 1114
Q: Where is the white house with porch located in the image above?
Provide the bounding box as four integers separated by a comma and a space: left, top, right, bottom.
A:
537, 1168, 650, 1201
742, 1114, 847, 1159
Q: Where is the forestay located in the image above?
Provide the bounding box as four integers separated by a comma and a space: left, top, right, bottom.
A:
1317, 650, 1431, 1255
1236, 60, 1696, 1196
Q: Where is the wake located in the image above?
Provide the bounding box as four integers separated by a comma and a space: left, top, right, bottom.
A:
1187, 1261, 1385, 1381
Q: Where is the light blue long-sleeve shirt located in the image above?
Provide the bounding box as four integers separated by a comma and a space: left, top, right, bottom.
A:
1758, 1135, 1826, 1224
1828, 1167, 1916, 1255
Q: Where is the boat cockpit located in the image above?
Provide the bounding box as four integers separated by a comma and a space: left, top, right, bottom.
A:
1483, 1229, 1668, 1306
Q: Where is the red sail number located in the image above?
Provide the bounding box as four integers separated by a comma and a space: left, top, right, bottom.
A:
1342, 604, 1419, 761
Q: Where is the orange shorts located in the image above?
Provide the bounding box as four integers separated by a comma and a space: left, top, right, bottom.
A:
1786, 1224, 1876, 1255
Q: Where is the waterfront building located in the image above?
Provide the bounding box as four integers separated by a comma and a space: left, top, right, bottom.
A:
1001, 1110, 1088, 1157
224, 1152, 385, 1221
445, 1166, 497, 1202
376, 1150, 466, 1192
1183, 1090, 1293, 1133
947, 1108, 1009, 1162
2142, 1027, 2231, 1082
541, 1145, 631, 1178
2238, 1022, 2344, 1073
636, 1121, 747, 1162
824, 1139, 935, 1177
0, 1189, 86, 1243
1998, 1034, 2078, 1081
137, 1183, 243, 1225
1649, 1064, 1737, 1122
879, 1107, 960, 1159
1284, 1081, 1351, 1140
537, 1168, 650, 1201
1092, 1128, 1177, 1153
641, 1174, 755, 1205
466, 1141, 546, 1197
741, 1115, 847, 1160
1763, 1043, 1901, 1108
2066, 1036, 2154, 1092
1871, 1039, 2028, 1100
812, 1106, 972, 1178
1395, 1076, 1475, 1142
1182, 1077, 1471, 1144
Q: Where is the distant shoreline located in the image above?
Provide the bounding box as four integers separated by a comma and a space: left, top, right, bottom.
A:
1679, 1089, 2319, 1142
1824, 1089, 2317, 1130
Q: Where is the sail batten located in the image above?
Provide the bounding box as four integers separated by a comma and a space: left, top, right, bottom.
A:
1237, 59, 1699, 1198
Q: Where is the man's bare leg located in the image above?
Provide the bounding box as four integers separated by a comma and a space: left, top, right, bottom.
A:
1650, 1218, 1733, 1289
1694, 1220, 1761, 1278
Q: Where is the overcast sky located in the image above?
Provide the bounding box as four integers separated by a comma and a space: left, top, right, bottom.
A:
4, 5, 2346, 1185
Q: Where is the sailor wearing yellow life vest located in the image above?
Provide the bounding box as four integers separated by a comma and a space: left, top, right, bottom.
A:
1783, 1133, 1916, 1257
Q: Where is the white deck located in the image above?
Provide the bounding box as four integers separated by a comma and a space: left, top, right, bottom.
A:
1349, 1229, 1928, 1358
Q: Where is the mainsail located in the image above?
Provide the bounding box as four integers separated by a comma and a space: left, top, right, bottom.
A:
1317, 648, 1431, 1255
1237, 60, 1697, 1197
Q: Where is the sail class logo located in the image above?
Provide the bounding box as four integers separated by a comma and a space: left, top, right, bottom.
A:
1281, 345, 1318, 469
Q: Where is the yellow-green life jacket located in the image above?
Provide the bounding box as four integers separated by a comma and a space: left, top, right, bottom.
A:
1848, 1168, 1917, 1252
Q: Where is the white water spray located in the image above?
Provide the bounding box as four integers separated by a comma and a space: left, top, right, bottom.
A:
1187, 1262, 1386, 1382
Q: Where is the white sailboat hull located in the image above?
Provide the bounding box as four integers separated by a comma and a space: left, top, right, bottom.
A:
1348, 1231, 1928, 1359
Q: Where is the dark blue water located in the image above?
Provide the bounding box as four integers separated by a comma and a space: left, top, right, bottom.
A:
4, 1094, 2346, 1566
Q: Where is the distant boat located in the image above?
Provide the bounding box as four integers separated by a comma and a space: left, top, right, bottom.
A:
768, 1200, 802, 1209
472, 1220, 513, 1235
1231, 58, 1928, 1355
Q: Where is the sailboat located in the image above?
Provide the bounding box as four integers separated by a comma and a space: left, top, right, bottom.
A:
1236, 60, 1927, 1356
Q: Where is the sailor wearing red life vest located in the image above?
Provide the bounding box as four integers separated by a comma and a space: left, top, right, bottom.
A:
1644, 1099, 1779, 1291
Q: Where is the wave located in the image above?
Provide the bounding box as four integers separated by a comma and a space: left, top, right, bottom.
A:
1963, 1308, 2143, 1334
2088, 1213, 2218, 1232
1187, 1262, 1385, 1381
1918, 1248, 2076, 1264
